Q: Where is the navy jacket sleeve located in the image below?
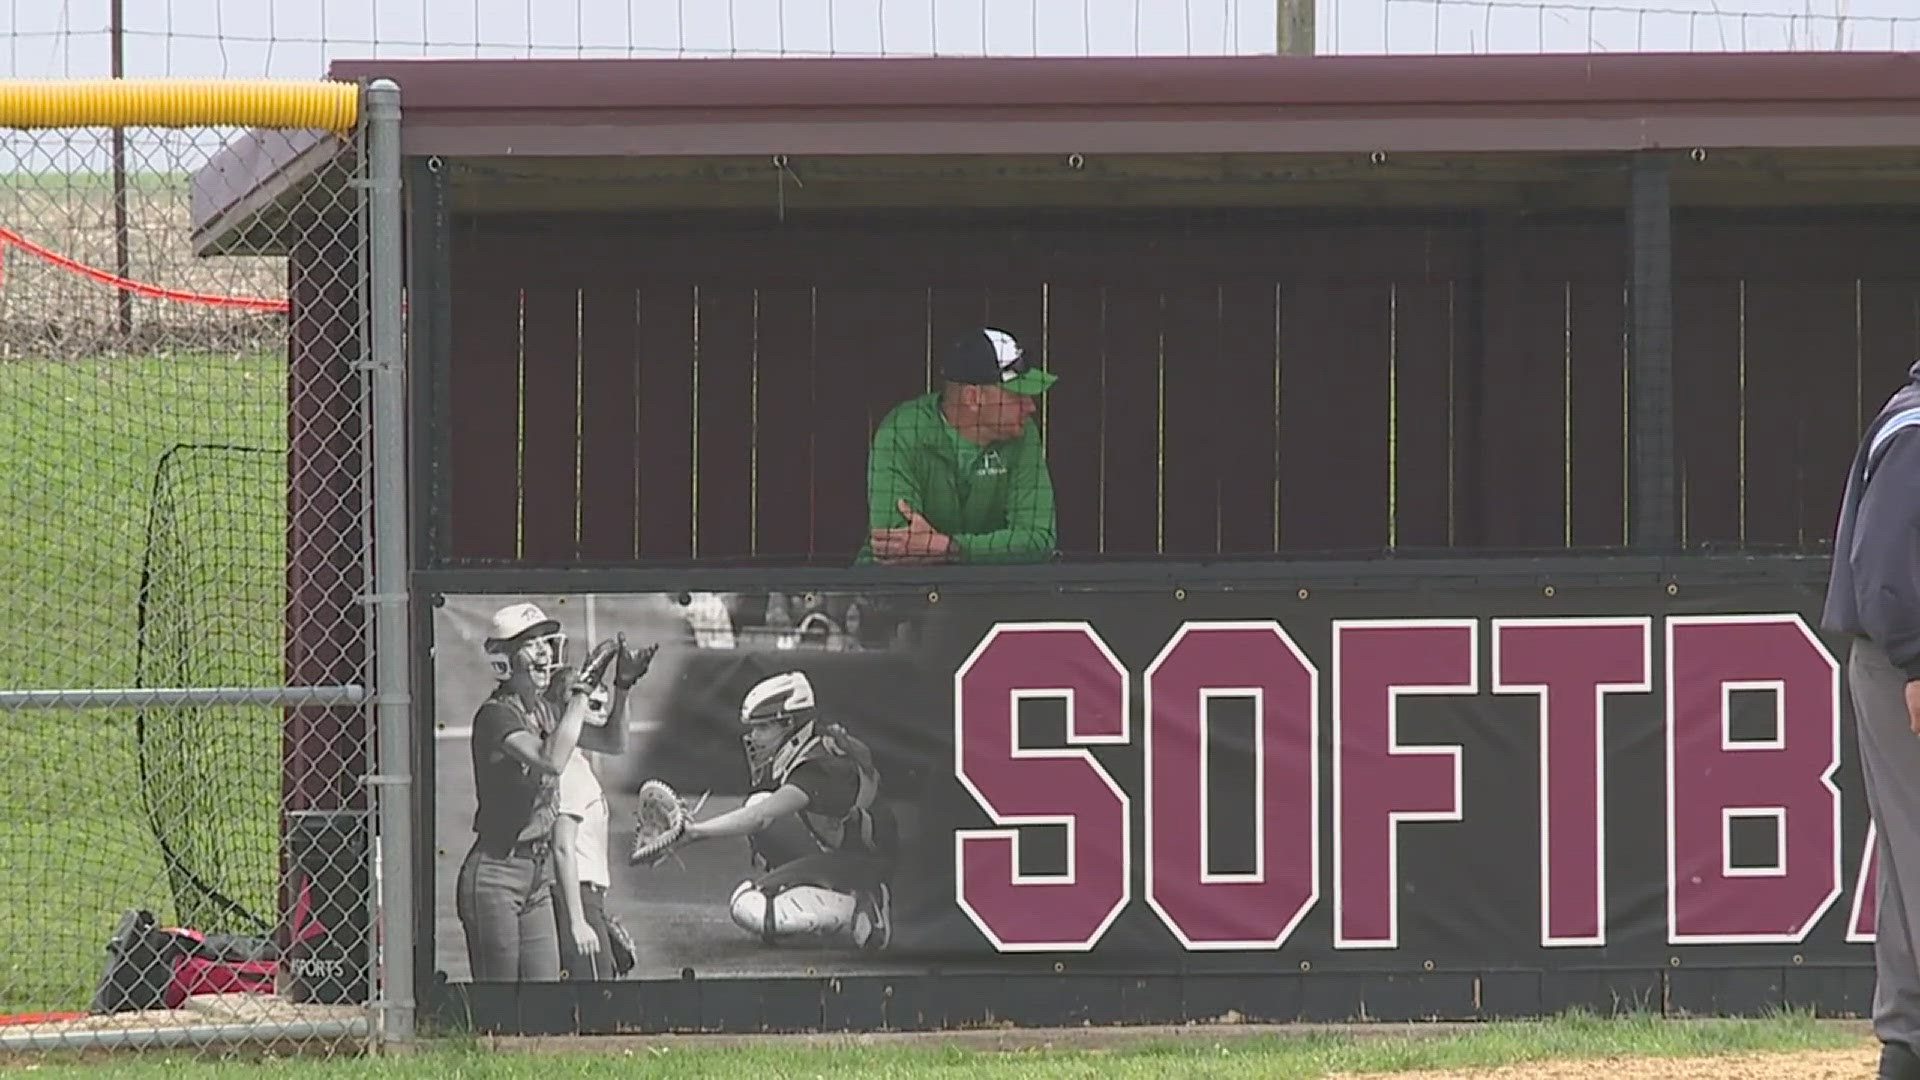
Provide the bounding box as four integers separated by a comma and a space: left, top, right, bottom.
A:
1852, 430, 1920, 680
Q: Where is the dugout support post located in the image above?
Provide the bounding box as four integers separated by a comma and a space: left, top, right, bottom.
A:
363, 77, 415, 1048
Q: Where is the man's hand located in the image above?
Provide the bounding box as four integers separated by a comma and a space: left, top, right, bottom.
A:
869, 499, 953, 564
1905, 680, 1920, 736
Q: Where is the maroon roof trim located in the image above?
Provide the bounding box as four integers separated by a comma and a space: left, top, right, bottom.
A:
322, 52, 1920, 158
328, 52, 1920, 111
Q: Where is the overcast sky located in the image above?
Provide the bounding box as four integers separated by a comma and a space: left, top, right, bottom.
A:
3, 0, 1917, 80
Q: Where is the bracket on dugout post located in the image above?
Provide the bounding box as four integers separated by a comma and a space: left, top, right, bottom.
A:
1628, 152, 1678, 551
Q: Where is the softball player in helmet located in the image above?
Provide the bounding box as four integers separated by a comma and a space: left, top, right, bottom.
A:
673, 670, 897, 951
456, 602, 647, 981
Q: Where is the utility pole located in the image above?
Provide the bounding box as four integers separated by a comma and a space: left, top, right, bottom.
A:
110, 0, 132, 339
1278, 0, 1316, 56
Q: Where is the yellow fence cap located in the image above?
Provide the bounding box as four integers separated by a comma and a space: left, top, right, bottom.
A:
0, 79, 360, 132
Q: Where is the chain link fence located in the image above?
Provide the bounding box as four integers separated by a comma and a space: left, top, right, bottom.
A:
0, 85, 402, 1053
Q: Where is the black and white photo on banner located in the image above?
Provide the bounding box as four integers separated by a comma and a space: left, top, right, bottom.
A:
431, 589, 939, 983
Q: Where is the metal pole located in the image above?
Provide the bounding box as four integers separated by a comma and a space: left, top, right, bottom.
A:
110, 0, 132, 338
1278, 0, 1316, 55
363, 77, 413, 1048
0, 685, 365, 710
0, 1017, 370, 1054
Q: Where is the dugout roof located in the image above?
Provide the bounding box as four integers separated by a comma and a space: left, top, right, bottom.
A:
192, 50, 1920, 254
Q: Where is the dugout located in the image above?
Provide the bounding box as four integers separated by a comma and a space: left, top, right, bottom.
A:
190, 50, 1920, 574
192, 50, 1920, 574
192, 50, 1920, 1035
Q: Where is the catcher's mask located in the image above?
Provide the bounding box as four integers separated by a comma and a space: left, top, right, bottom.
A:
740, 671, 818, 785
483, 602, 566, 692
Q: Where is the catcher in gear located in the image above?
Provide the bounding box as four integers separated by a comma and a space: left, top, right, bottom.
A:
456, 602, 610, 981
549, 633, 656, 982
644, 670, 897, 952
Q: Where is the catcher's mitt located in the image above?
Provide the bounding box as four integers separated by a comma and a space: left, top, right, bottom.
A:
627, 779, 690, 866
578, 638, 620, 691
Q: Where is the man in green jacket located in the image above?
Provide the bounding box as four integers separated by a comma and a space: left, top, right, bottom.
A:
862, 327, 1058, 565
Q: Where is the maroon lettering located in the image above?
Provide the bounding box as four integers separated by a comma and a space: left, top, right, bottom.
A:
1667, 616, 1841, 943
1492, 619, 1651, 948
1334, 620, 1477, 949
955, 623, 1131, 951
1144, 622, 1318, 949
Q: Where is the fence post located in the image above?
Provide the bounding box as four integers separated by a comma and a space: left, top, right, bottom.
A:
363, 76, 414, 1047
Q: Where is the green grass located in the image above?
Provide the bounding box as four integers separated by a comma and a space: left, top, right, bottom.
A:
0, 352, 287, 1011
0, 1011, 1875, 1078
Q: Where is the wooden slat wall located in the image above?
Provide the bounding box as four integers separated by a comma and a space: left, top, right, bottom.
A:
446, 224, 521, 562
436, 211, 1920, 567
1394, 280, 1461, 550
1041, 286, 1106, 559
517, 285, 581, 564
635, 287, 695, 559
576, 285, 640, 562
1674, 214, 1920, 552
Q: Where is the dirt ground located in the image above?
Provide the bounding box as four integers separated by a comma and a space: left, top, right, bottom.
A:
1341, 1045, 1879, 1079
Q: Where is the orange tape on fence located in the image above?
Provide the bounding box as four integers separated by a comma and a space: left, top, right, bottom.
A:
0, 227, 291, 313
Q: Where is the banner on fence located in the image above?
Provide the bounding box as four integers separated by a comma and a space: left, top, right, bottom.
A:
430, 581, 1873, 985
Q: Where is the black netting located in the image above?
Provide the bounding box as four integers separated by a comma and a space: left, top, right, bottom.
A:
134, 444, 284, 936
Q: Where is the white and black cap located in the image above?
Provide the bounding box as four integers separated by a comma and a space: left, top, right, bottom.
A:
941, 327, 1058, 396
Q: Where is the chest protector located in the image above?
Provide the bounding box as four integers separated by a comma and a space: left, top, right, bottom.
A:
770, 721, 882, 853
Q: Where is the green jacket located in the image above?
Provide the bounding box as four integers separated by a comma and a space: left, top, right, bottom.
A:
860, 393, 1057, 564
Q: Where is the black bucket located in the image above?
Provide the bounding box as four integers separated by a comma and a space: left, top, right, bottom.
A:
283, 809, 370, 1005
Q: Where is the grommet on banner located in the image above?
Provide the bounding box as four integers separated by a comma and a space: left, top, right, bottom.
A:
1667, 582, 1680, 596
803, 592, 817, 605
928, 589, 940, 603
1053, 961, 1065, 973
1174, 588, 1187, 601
1299, 960, 1311, 972
1669, 956, 1681, 967
1423, 960, 1435, 971
1792, 954, 1804, 966
1297, 588, 1310, 600
1543, 585, 1555, 598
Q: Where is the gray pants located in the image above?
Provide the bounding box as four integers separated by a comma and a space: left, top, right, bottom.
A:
1852, 638, 1920, 1048
455, 840, 559, 982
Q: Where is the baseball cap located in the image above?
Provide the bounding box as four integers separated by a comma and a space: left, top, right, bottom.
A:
942, 328, 1058, 396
